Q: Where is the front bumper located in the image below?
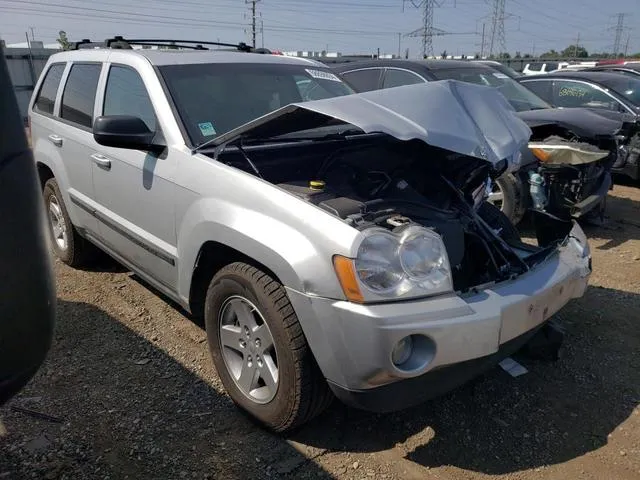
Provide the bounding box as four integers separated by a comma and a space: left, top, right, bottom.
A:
287, 222, 591, 412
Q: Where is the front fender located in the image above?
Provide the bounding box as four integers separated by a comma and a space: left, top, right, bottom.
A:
176, 198, 349, 306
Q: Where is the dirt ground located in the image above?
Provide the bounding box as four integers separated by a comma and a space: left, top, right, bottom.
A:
1, 183, 639, 480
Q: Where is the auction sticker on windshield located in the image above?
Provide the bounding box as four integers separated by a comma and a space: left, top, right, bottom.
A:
305, 69, 342, 82
198, 122, 217, 136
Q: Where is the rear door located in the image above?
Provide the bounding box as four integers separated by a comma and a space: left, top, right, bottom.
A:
91, 63, 178, 290
46, 62, 103, 235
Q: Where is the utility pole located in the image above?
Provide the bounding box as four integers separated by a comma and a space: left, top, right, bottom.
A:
480, 22, 485, 58
29, 26, 35, 41
488, 0, 506, 57
397, 32, 401, 58
574, 32, 580, 57
246, 0, 261, 47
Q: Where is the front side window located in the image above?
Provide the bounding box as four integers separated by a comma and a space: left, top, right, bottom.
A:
60, 63, 102, 128
429, 67, 551, 111
103, 65, 156, 131
159, 63, 354, 146
552, 80, 620, 110
382, 69, 425, 89
33, 63, 65, 114
599, 76, 640, 107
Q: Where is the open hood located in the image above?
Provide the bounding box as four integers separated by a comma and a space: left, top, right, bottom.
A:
209, 80, 532, 166
516, 108, 625, 139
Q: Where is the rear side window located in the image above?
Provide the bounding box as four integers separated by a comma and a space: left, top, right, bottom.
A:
34, 63, 65, 114
103, 65, 156, 131
521, 80, 554, 103
382, 69, 425, 89
526, 63, 542, 71
341, 69, 382, 92
61, 63, 102, 128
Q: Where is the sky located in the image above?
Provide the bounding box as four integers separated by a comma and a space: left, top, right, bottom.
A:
0, 0, 638, 58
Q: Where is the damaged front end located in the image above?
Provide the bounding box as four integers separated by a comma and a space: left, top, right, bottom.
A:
526, 136, 612, 221
206, 81, 592, 295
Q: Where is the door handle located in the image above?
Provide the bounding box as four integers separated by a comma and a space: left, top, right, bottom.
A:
90, 153, 111, 170
48, 134, 63, 147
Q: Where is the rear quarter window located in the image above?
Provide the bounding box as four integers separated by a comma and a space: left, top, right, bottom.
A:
33, 63, 66, 115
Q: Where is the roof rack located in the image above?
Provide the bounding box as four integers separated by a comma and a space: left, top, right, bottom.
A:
72, 36, 266, 53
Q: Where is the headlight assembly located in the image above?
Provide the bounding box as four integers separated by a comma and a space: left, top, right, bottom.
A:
334, 226, 453, 303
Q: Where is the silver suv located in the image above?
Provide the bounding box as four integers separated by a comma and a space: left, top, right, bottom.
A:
30, 39, 592, 432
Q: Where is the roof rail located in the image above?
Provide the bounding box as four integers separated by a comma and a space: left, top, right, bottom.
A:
71, 36, 275, 53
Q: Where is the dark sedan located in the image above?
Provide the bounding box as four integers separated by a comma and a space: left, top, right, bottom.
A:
327, 59, 632, 224
518, 71, 640, 181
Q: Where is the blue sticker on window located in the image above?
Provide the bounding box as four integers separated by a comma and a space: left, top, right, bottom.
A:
198, 122, 217, 136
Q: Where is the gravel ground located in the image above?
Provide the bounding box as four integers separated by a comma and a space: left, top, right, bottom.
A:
1, 183, 639, 480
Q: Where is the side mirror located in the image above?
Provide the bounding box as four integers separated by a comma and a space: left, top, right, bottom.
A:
93, 115, 163, 151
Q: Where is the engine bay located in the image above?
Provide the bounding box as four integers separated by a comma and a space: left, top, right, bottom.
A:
268, 141, 541, 292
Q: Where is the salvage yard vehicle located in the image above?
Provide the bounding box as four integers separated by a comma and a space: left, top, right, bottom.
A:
30, 38, 592, 432
519, 71, 640, 181
329, 59, 635, 223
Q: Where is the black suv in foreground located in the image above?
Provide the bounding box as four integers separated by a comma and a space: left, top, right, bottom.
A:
327, 59, 638, 224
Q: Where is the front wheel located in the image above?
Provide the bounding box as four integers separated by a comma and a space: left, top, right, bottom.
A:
204, 262, 332, 432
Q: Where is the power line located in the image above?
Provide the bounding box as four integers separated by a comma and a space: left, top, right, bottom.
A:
246, 0, 261, 46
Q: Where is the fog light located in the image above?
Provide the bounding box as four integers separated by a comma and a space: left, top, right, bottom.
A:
391, 336, 414, 366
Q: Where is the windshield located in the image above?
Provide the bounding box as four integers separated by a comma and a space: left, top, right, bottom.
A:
600, 76, 640, 106
429, 67, 552, 111
159, 63, 354, 146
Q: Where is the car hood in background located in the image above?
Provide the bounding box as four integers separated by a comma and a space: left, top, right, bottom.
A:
516, 108, 626, 139
211, 80, 532, 166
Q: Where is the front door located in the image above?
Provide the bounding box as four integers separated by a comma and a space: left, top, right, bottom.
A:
91, 64, 178, 291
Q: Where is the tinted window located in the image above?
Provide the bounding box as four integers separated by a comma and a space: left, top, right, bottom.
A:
104, 66, 156, 131
527, 63, 543, 71
34, 63, 65, 114
598, 76, 640, 106
382, 69, 424, 88
159, 63, 353, 146
521, 80, 554, 103
61, 63, 102, 128
429, 67, 551, 111
545, 62, 559, 71
341, 69, 382, 92
552, 80, 620, 110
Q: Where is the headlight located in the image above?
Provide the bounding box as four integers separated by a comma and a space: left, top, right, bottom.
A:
355, 231, 404, 293
399, 227, 450, 287
338, 226, 452, 302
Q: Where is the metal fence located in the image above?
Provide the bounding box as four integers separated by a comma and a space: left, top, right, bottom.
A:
3, 47, 57, 124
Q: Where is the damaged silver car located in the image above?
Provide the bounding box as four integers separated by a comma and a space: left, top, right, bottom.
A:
30, 46, 592, 432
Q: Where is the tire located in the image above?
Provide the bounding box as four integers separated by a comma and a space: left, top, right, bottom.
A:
42, 178, 93, 267
204, 262, 333, 432
488, 173, 526, 225
478, 201, 522, 244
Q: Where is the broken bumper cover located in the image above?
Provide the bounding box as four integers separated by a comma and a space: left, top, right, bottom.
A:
569, 171, 612, 218
287, 222, 591, 413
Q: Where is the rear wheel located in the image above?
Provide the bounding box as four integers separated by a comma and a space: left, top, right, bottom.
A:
43, 178, 94, 267
204, 262, 332, 432
487, 173, 526, 225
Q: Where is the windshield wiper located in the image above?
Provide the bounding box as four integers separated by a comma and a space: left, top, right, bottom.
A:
243, 128, 365, 145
